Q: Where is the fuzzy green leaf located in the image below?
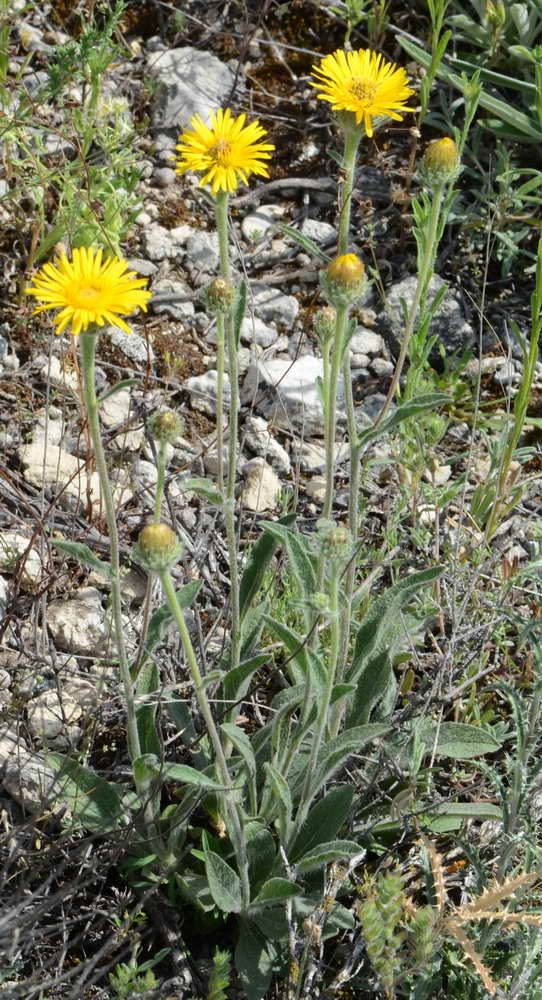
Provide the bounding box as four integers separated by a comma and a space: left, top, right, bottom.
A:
252, 878, 302, 908
260, 522, 317, 601
420, 722, 502, 760
202, 835, 242, 914
51, 539, 112, 577
289, 785, 354, 862
239, 514, 295, 621
47, 753, 124, 832
296, 840, 363, 873
184, 477, 224, 506
235, 920, 275, 1000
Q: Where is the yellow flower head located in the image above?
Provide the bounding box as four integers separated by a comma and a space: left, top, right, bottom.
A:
174, 107, 275, 195
311, 48, 414, 137
26, 246, 151, 336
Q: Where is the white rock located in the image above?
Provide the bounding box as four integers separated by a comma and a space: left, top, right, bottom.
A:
2, 748, 58, 814
242, 204, 284, 242
239, 316, 279, 349
32, 406, 64, 445
46, 587, 106, 656
304, 476, 326, 502
243, 416, 291, 474
19, 441, 101, 509
251, 283, 299, 328
110, 327, 154, 364
149, 46, 237, 132
242, 355, 344, 436
0, 531, 44, 590
241, 458, 281, 512
184, 230, 220, 273
100, 389, 144, 451
423, 464, 451, 486
300, 218, 336, 243
152, 278, 195, 321
27, 688, 83, 747
350, 353, 370, 370
36, 354, 78, 393
0, 724, 23, 775
370, 357, 394, 377
293, 439, 348, 474
349, 327, 384, 357
143, 223, 191, 261
185, 370, 237, 416
0, 574, 7, 619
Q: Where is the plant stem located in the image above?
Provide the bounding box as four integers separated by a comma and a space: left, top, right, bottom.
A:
289, 563, 341, 847
158, 567, 250, 910
215, 191, 241, 669
338, 125, 362, 256
373, 182, 445, 430
154, 440, 168, 522
485, 233, 542, 540
80, 332, 173, 866
80, 331, 141, 764
215, 312, 225, 494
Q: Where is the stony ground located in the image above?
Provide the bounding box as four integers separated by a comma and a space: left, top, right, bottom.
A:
0, 1, 541, 997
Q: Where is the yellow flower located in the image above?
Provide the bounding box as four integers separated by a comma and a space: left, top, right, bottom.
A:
311, 48, 414, 137
174, 107, 274, 195
27, 246, 151, 336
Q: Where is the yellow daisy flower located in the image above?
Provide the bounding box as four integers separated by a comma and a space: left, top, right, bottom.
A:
174, 107, 275, 196
311, 48, 414, 137
27, 246, 152, 336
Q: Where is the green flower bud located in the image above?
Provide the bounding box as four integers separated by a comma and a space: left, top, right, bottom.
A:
321, 253, 367, 308
421, 137, 460, 187
133, 523, 183, 572
313, 305, 337, 343
148, 408, 184, 444
205, 277, 235, 315
317, 519, 352, 562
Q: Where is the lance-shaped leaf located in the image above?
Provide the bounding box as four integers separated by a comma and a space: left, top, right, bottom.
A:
345, 566, 442, 727
296, 840, 364, 873
289, 785, 354, 862
260, 522, 316, 601
51, 539, 112, 577
47, 753, 124, 832
202, 832, 242, 914
239, 514, 295, 621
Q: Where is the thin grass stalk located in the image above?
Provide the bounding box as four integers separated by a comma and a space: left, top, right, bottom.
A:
158, 567, 250, 910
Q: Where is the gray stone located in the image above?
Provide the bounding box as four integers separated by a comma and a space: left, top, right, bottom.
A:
242, 356, 344, 436
370, 357, 394, 377
0, 576, 7, 620
300, 218, 336, 243
241, 204, 283, 242
185, 370, 236, 416
381, 276, 474, 362
149, 46, 237, 134
47, 587, 106, 656
110, 327, 154, 364
349, 327, 384, 357
100, 389, 144, 451
241, 458, 281, 512
152, 278, 195, 320
0, 531, 44, 591
184, 230, 220, 273
31, 406, 64, 446
127, 257, 158, 277
243, 416, 291, 474
251, 283, 299, 328
154, 166, 176, 187
2, 748, 58, 814
239, 316, 279, 349
27, 682, 93, 748
0, 334, 7, 360
143, 223, 191, 261
293, 439, 348, 474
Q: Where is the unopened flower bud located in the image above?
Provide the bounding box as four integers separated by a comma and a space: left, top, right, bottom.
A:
205, 277, 235, 314
421, 137, 460, 187
148, 408, 184, 444
133, 523, 183, 572
313, 305, 337, 343
321, 253, 366, 307
317, 519, 352, 562
308, 591, 330, 615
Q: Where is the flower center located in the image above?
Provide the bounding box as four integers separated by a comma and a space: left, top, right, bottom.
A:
209, 139, 231, 166
73, 284, 102, 307
350, 79, 378, 104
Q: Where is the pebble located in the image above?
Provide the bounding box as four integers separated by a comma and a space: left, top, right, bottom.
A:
241, 458, 281, 512
153, 166, 176, 187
